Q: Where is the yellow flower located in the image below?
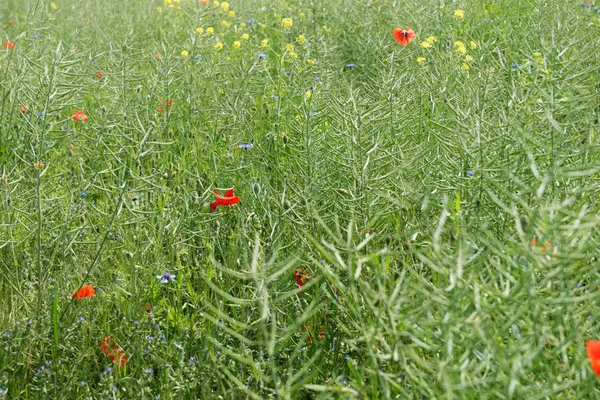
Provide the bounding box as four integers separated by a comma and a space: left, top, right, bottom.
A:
426, 36, 437, 43
420, 41, 432, 49
233, 41, 241, 48
261, 24, 266, 29
454, 41, 466, 54
241, 22, 247, 28
196, 27, 204, 34
295, 114, 301, 121
285, 44, 295, 52
206, 27, 214, 35
307, 59, 315, 65
181, 50, 189, 57
213, 1, 220, 6
464, 55, 473, 63
297, 35, 305, 44
241, 33, 249, 40
222, 20, 231, 28
165, 0, 172, 4
156, 6, 163, 12
533, 52, 543, 59
281, 18, 293, 28
461, 62, 470, 70
322, 25, 331, 32
51, 2, 57, 9
214, 41, 223, 49
220, 1, 229, 11
470, 41, 477, 49
305, 90, 312, 100
261, 39, 269, 47
288, 51, 297, 59
454, 9, 465, 19
228, 10, 235, 17
417, 57, 426, 64
300, 12, 305, 17
218, 88, 224, 94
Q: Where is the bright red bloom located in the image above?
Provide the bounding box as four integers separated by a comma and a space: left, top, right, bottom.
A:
586, 340, 600, 377
72, 110, 88, 122
293, 268, 308, 287
100, 336, 128, 367
3, 41, 15, 49
156, 100, 173, 113
210, 189, 240, 210
392, 27, 416, 46
72, 284, 95, 299
96, 72, 104, 79
19, 103, 27, 114
318, 327, 325, 339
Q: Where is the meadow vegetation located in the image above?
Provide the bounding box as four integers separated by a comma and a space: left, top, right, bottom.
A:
1, 0, 600, 398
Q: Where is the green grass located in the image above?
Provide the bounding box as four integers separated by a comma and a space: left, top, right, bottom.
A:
1, 0, 600, 398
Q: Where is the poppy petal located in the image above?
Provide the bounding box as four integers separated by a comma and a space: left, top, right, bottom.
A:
587, 340, 600, 376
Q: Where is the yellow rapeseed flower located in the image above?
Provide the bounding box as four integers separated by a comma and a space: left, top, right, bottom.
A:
417, 57, 426, 64
464, 55, 473, 63
285, 44, 295, 52
241, 33, 249, 40
213, 1, 220, 6
228, 10, 235, 17
181, 50, 189, 57
233, 41, 241, 48
220, 1, 229, 11
461, 62, 470, 70
165, 0, 172, 4
196, 27, 204, 34
420, 41, 432, 49
261, 39, 269, 47
281, 18, 293, 28
215, 41, 223, 49
241, 22, 247, 28
299, 12, 305, 17
305, 90, 312, 100
426, 36, 437, 43
206, 27, 214, 35
454, 9, 465, 19
470, 41, 477, 49
454, 41, 466, 55
51, 2, 57, 9
222, 20, 231, 28
288, 51, 297, 59
307, 59, 315, 65
156, 6, 163, 12
261, 24, 266, 29
297, 35, 305, 44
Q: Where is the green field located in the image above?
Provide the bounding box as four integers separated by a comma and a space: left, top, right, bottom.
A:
1, 0, 600, 398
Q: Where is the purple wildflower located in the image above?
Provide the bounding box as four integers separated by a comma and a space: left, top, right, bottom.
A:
157, 272, 176, 283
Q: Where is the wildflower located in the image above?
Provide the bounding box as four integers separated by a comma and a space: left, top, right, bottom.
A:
260, 39, 269, 47
228, 10, 235, 17
345, 63, 355, 69
72, 110, 88, 122
96, 72, 104, 79
392, 27, 416, 46
156, 100, 173, 113
420, 41, 432, 49
297, 35, 305, 44
236, 143, 254, 149
293, 268, 308, 287
245, 19, 255, 25
466, 170, 474, 176
511, 62, 520, 68
261, 24, 267, 29
99, 337, 128, 367
454, 9, 465, 19
213, 0, 219, 5
241, 33, 249, 40
33, 162, 45, 170
51, 2, 57, 9
33, 34, 39, 39
210, 189, 240, 210
284, 71, 291, 76
318, 327, 325, 339
233, 41, 241, 48
464, 55, 473, 63
222, 20, 231, 28
470, 41, 477, 49
241, 22, 247, 28
220, 1, 229, 11
416, 57, 426, 64
72, 284, 95, 299
196, 27, 204, 34
157, 272, 176, 283
305, 90, 312, 100
3, 41, 15, 50
307, 59, 315, 65
461, 63, 470, 70
257, 53, 266, 60
206, 27, 214, 35
154, 53, 161, 59
587, 341, 600, 376
454, 41, 466, 54
285, 44, 295, 52
19, 103, 27, 114
288, 51, 297, 59
281, 18, 293, 28
156, 6, 163, 12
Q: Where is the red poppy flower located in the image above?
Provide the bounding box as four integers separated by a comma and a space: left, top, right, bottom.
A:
157, 99, 173, 113
392, 27, 416, 46
3, 41, 15, 50
72, 284, 95, 299
586, 340, 600, 376
293, 267, 308, 287
531, 237, 537, 247
19, 103, 27, 114
210, 188, 240, 210
96, 72, 104, 79
72, 110, 88, 122
100, 336, 128, 367
318, 327, 325, 339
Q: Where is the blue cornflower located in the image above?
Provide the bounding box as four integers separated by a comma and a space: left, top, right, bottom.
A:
345, 63, 355, 69
36, 112, 44, 117
194, 55, 201, 60
145, 368, 153, 374
466, 170, 474, 176
33, 34, 39, 39
258, 53, 266, 60
112, 386, 118, 392
238, 143, 254, 150
284, 71, 291, 76
80, 191, 87, 198
157, 272, 176, 283
511, 63, 520, 68
245, 20, 255, 25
